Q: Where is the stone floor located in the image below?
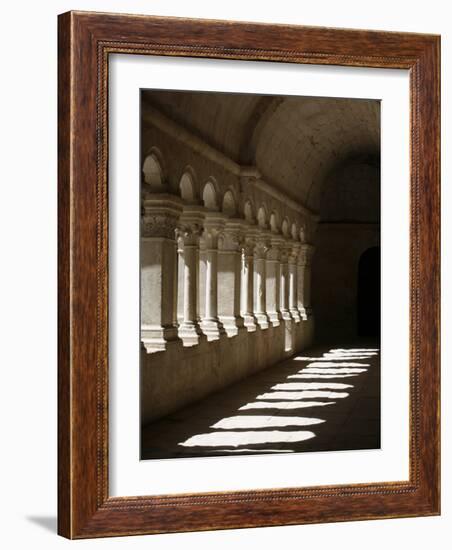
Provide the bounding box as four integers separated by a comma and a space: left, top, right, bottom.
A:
141, 342, 381, 459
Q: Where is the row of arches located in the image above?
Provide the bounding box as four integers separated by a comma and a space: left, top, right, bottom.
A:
143, 150, 307, 243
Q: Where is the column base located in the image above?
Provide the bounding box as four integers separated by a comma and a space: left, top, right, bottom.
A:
219, 315, 246, 337
290, 308, 302, 323
141, 326, 182, 353
243, 313, 258, 332
281, 310, 292, 322
298, 307, 313, 321
297, 307, 308, 321
200, 318, 226, 341
268, 312, 282, 327
255, 313, 270, 329
178, 321, 206, 347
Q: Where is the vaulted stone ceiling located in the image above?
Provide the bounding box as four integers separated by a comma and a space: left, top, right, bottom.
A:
142, 90, 380, 213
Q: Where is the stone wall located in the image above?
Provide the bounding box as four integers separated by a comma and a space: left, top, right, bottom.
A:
141, 317, 314, 424
312, 160, 380, 342
312, 223, 379, 342
140, 101, 317, 425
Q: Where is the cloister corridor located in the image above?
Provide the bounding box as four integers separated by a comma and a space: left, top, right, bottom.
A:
141, 344, 380, 459
139, 90, 381, 458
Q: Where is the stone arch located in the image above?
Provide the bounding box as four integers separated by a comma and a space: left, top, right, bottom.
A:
291, 221, 299, 240
257, 204, 268, 229
270, 211, 280, 233
222, 189, 237, 216
281, 217, 290, 237
244, 199, 255, 223
202, 180, 219, 211
142, 148, 166, 190
179, 170, 196, 203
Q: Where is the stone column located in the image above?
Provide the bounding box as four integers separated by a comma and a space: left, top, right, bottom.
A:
298, 243, 315, 319
198, 240, 207, 325
217, 219, 245, 337
140, 194, 183, 352
266, 236, 284, 326
177, 208, 206, 346
288, 242, 302, 322
254, 235, 270, 329
200, 212, 226, 340
241, 227, 259, 331
280, 243, 291, 321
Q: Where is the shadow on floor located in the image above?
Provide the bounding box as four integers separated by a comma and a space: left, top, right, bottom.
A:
141, 342, 380, 460
26, 516, 57, 533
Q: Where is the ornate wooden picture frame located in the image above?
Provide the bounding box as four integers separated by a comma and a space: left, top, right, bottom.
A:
58, 11, 440, 538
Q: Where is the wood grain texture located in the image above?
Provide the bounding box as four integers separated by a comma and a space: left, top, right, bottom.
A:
57, 10, 440, 539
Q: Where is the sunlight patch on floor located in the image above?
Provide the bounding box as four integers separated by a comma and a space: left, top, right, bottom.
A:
214, 448, 295, 453
179, 430, 316, 447
289, 373, 359, 379
211, 415, 325, 429
271, 382, 353, 391
294, 356, 372, 361
328, 348, 377, 353
324, 353, 376, 361
168, 346, 379, 455
238, 401, 336, 410
257, 390, 349, 400
302, 367, 367, 375
305, 362, 370, 367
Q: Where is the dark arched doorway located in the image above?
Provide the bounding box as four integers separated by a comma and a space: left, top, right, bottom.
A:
357, 247, 380, 339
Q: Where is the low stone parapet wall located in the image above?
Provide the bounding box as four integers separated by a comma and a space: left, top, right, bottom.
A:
141, 317, 314, 424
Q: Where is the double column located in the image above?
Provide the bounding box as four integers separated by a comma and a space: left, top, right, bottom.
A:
266, 236, 284, 326
241, 227, 259, 331
141, 193, 316, 352
279, 244, 292, 321
141, 194, 183, 352
217, 219, 245, 337
288, 242, 302, 322
297, 243, 315, 320
200, 212, 226, 340
254, 234, 271, 329
177, 207, 206, 346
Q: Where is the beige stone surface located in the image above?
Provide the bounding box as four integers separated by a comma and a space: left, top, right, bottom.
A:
141, 319, 314, 424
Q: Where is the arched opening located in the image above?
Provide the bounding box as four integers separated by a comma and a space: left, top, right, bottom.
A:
244, 200, 255, 223
222, 190, 237, 216
299, 225, 306, 243
179, 171, 196, 203
257, 205, 268, 229
357, 247, 380, 339
270, 211, 279, 233
281, 217, 289, 237
202, 181, 218, 210
142, 151, 165, 190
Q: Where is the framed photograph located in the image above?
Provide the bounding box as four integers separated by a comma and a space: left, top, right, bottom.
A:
58, 11, 440, 538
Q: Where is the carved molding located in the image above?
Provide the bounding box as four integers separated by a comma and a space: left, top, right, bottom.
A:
141, 213, 179, 239
298, 244, 315, 266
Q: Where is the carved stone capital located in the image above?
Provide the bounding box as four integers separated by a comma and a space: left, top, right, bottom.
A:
202, 212, 226, 250
141, 213, 179, 239
280, 239, 294, 264
266, 236, 285, 262
254, 235, 270, 260
218, 230, 242, 252
141, 194, 183, 239
218, 219, 244, 252
298, 243, 315, 266
288, 241, 302, 264
176, 222, 202, 246
238, 224, 257, 256
177, 205, 205, 246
